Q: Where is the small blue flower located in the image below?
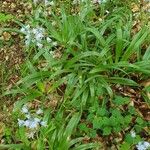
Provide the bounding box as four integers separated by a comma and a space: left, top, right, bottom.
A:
24, 120, 31, 127
18, 119, 25, 127
136, 141, 150, 150
34, 118, 41, 123
29, 120, 39, 129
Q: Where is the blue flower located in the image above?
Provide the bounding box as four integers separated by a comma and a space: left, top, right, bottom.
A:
18, 119, 25, 127
24, 119, 39, 129
136, 141, 150, 150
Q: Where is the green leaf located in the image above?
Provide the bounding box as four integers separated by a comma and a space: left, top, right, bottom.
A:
13, 90, 42, 111
113, 96, 130, 106
73, 143, 99, 150
120, 142, 131, 150
128, 106, 136, 115
115, 24, 123, 63
111, 109, 122, 117
0, 13, 13, 22
87, 114, 95, 122
81, 88, 89, 107
86, 27, 106, 47
143, 45, 150, 60
124, 115, 132, 124
93, 117, 102, 129
0, 144, 27, 150
110, 116, 118, 127
97, 108, 108, 117
89, 129, 97, 138
122, 28, 149, 61
18, 127, 30, 146
64, 113, 81, 138
113, 126, 122, 133
78, 123, 89, 133
125, 134, 134, 144
36, 82, 45, 93
107, 77, 138, 86
136, 117, 144, 125
102, 117, 110, 126
103, 127, 112, 135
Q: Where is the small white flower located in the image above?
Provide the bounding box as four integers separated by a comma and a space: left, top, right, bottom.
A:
25, 39, 30, 46
52, 41, 57, 47
37, 42, 43, 49
32, 28, 38, 34
21, 105, 28, 114
46, 37, 52, 43
40, 121, 47, 127
92, 0, 101, 4
36, 108, 43, 114
49, 51, 54, 55
49, 1, 54, 6
106, 10, 110, 14
18, 119, 25, 127
20, 25, 30, 33
20, 27, 26, 33
26, 131, 35, 139
24, 120, 31, 127
130, 130, 136, 138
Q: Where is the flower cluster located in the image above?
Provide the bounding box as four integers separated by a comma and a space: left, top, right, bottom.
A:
136, 141, 150, 150
18, 105, 47, 129
20, 25, 58, 50
21, 25, 46, 49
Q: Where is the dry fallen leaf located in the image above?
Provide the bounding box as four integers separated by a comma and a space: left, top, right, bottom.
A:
131, 3, 140, 13
0, 122, 5, 141
2, 32, 11, 41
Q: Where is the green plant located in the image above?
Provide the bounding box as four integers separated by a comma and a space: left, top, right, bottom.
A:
0, 13, 13, 23
78, 95, 149, 137
10, 8, 150, 108
0, 112, 99, 150
1, 0, 150, 149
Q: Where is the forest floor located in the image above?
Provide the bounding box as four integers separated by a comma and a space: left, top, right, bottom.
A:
0, 0, 150, 150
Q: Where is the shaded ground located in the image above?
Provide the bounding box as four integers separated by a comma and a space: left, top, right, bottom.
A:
0, 0, 31, 122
